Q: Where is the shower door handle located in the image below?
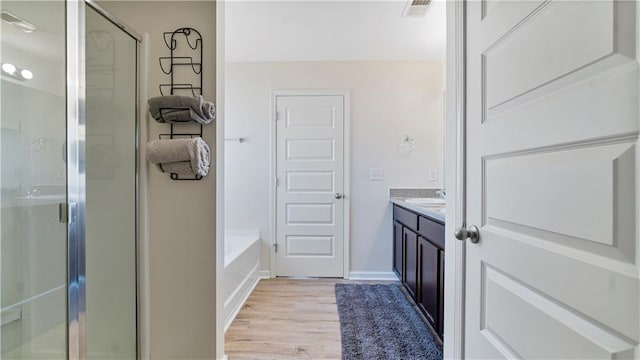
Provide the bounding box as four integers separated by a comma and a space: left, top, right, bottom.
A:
60, 202, 78, 225
59, 203, 68, 223
59, 202, 77, 224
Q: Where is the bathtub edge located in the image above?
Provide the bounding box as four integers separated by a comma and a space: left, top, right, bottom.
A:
223, 263, 268, 333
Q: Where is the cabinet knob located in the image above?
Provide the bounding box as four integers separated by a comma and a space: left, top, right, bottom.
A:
454, 225, 479, 243
335, 193, 343, 199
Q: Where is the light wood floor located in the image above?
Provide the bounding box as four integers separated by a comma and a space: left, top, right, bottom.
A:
224, 278, 393, 360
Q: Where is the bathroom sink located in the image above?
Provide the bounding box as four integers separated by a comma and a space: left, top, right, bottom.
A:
405, 197, 445, 205
13, 194, 66, 207
19, 194, 65, 200
416, 204, 445, 213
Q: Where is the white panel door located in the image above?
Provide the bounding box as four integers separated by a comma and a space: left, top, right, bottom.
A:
276, 95, 345, 277
464, 1, 639, 358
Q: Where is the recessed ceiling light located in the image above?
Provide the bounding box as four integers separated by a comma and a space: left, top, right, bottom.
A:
2, 63, 16, 75
20, 69, 33, 79
2, 63, 33, 81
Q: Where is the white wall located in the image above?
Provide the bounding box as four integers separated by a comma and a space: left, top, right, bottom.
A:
225, 60, 443, 274
97, 2, 217, 359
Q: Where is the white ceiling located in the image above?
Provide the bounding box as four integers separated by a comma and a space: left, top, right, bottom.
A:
225, 0, 446, 63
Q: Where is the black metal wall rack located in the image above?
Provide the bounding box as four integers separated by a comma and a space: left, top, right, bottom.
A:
156, 27, 205, 181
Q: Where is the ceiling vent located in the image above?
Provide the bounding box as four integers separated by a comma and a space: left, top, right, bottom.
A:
1, 10, 38, 34
402, 0, 432, 17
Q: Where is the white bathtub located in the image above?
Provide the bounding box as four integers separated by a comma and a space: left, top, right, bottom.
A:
223, 230, 261, 331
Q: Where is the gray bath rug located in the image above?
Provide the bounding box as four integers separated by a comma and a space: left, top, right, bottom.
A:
335, 283, 443, 360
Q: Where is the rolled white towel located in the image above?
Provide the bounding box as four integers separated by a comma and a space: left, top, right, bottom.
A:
146, 137, 210, 177
203, 101, 215, 121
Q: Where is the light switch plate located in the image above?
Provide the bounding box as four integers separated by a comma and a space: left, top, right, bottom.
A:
370, 168, 384, 181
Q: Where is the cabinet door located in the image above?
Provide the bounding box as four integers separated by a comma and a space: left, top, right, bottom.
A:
403, 228, 418, 298
438, 249, 445, 338
419, 236, 439, 329
393, 221, 403, 280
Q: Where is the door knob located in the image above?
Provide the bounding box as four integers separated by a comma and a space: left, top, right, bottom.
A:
335, 193, 343, 199
454, 225, 479, 243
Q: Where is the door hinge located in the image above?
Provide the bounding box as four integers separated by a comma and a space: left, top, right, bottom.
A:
273, 242, 278, 253
275, 178, 280, 187
275, 111, 280, 121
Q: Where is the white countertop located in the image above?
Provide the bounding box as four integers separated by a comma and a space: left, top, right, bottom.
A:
390, 197, 446, 223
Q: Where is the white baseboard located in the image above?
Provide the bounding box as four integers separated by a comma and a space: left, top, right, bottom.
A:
254, 270, 398, 280
348, 271, 399, 281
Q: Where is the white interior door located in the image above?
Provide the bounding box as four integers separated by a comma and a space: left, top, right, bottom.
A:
463, 1, 639, 358
275, 94, 345, 277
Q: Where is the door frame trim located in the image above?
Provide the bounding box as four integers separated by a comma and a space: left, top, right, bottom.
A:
67, 3, 142, 358
443, 0, 467, 358
215, 1, 226, 359
269, 89, 351, 279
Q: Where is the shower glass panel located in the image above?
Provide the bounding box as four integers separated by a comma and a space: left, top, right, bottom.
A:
0, 1, 68, 359
85, 4, 138, 359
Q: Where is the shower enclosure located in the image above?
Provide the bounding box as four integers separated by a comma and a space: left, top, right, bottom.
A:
1, 1, 139, 359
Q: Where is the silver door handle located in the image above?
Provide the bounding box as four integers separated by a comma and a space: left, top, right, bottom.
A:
59, 203, 68, 224
335, 193, 343, 199
454, 225, 479, 243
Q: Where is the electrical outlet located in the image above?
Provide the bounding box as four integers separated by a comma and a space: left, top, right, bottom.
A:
369, 168, 384, 181
428, 168, 438, 181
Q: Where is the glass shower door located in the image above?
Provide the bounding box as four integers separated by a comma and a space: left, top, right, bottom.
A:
0, 1, 67, 359
85, 4, 138, 360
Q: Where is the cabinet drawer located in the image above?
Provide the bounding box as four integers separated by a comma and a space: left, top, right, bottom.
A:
394, 205, 418, 229
418, 216, 445, 248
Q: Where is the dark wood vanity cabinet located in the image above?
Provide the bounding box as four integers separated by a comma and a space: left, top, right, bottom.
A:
404, 228, 418, 298
392, 204, 445, 339
393, 221, 403, 279
438, 249, 445, 338
419, 237, 439, 326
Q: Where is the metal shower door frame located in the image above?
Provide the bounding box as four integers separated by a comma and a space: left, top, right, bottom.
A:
66, 1, 141, 359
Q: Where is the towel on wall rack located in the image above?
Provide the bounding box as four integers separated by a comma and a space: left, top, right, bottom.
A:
146, 137, 210, 177
148, 95, 215, 124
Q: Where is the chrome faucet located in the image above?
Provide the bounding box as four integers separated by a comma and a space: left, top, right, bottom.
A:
436, 189, 446, 200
